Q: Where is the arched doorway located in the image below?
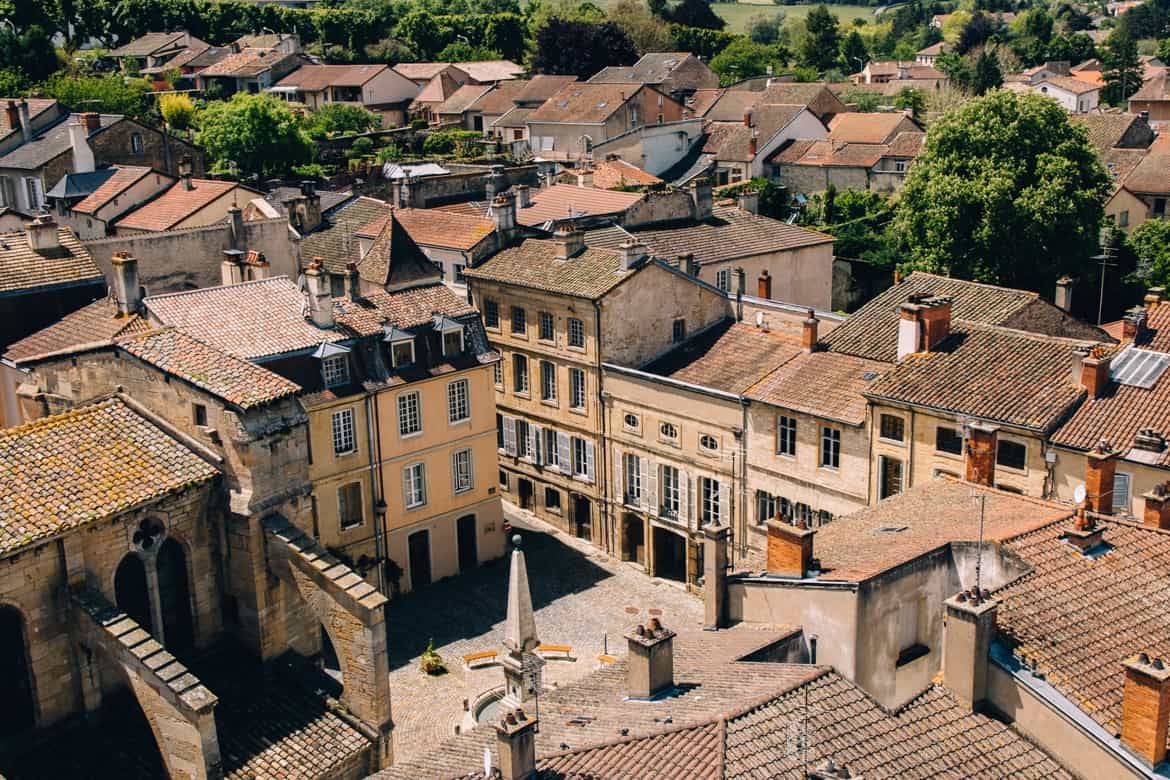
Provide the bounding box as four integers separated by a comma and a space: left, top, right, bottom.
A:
115, 553, 153, 634
0, 606, 35, 736
156, 539, 194, 652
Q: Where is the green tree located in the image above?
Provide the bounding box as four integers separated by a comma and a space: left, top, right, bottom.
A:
195, 93, 311, 178
840, 29, 867, 73
0, 25, 59, 84
800, 5, 841, 73
892, 91, 1109, 293
610, 0, 675, 54
709, 38, 787, 86
894, 87, 925, 120
1101, 30, 1142, 106
532, 18, 638, 77
302, 103, 380, 140
971, 49, 1002, 94
1158, 38, 1170, 64
436, 41, 502, 61
39, 73, 149, 116
395, 10, 446, 60
799, 188, 897, 266
1130, 220, 1170, 288
747, 13, 782, 45
667, 0, 725, 31
159, 92, 195, 132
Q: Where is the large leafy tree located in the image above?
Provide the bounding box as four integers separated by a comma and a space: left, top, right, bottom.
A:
1101, 30, 1143, 106
195, 93, 311, 178
840, 29, 868, 73
799, 4, 841, 73
1131, 220, 1170, 289
892, 90, 1109, 293
532, 18, 638, 77
971, 50, 1003, 94
40, 73, 149, 116
666, 0, 725, 31
709, 38, 788, 86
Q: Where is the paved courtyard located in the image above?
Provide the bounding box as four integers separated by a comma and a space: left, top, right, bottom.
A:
386, 502, 704, 762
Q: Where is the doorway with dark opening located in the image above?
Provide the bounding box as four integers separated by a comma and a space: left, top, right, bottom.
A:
622, 513, 645, 564
156, 538, 194, 652
457, 514, 478, 572
652, 527, 687, 582
409, 529, 432, 589
0, 606, 35, 737
114, 553, 153, 634
517, 477, 534, 510
572, 495, 592, 540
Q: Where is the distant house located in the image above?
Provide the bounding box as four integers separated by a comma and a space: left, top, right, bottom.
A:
1130, 71, 1170, 122
392, 62, 471, 88
437, 79, 527, 132
108, 31, 211, 74
853, 61, 947, 88
272, 64, 419, 127
232, 32, 301, 54
587, 52, 719, 101
196, 48, 307, 96
393, 60, 523, 89
1118, 133, 1170, 226
704, 83, 846, 125
114, 171, 263, 234
915, 42, 951, 66
1072, 112, 1154, 232
432, 84, 494, 127
47, 165, 175, 239
489, 75, 578, 141
1009, 75, 1100, 112
704, 104, 828, 183
410, 71, 466, 124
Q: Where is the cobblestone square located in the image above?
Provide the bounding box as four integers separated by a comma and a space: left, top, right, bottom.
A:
386, 503, 703, 762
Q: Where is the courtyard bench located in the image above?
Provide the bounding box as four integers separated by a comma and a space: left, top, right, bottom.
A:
462, 650, 498, 669
596, 654, 618, 667
537, 644, 573, 660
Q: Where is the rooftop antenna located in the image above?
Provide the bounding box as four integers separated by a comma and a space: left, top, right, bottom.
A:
1093, 230, 1117, 326
960, 416, 987, 594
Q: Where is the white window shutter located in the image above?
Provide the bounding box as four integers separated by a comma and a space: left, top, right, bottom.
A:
638, 456, 649, 511
402, 467, 412, 506
680, 471, 690, 529
585, 440, 596, 483
614, 448, 623, 502
532, 425, 543, 466
558, 432, 571, 470
718, 480, 730, 526
645, 460, 659, 517
503, 415, 517, 456
527, 423, 537, 463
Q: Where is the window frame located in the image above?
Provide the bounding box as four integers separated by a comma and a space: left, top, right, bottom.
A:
511, 305, 527, 335
442, 327, 465, 356
699, 433, 719, 453
569, 367, 586, 410
568, 318, 585, 348
538, 311, 555, 342
572, 437, 588, 477
879, 414, 905, 443
513, 353, 530, 395
935, 426, 963, 456
715, 268, 730, 291
484, 298, 500, 329
540, 360, 557, 402
398, 390, 422, 437
331, 408, 357, 456
777, 415, 797, 457
404, 462, 427, 509
820, 426, 841, 469
447, 379, 470, 424
661, 465, 680, 518
700, 476, 720, 525
623, 452, 641, 504
390, 338, 415, 368
321, 354, 350, 388
452, 448, 474, 494
672, 319, 686, 343
996, 439, 1027, 472
338, 481, 364, 530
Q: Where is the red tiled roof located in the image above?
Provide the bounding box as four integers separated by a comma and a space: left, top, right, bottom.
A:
514, 75, 578, 105
828, 112, 920, 144
495, 183, 643, 227
528, 83, 645, 124
3, 297, 146, 364
0, 98, 58, 137
454, 60, 524, 83
275, 63, 389, 91
116, 179, 246, 231
747, 350, 888, 426
463, 237, 634, 299
590, 158, 662, 189
355, 212, 442, 288
379, 207, 495, 251
1123, 133, 1170, 195
434, 84, 491, 115
643, 320, 802, 395
413, 71, 462, 105
72, 165, 155, 214
199, 48, 293, 78
465, 79, 527, 115
393, 62, 466, 82
688, 88, 724, 117
0, 226, 103, 295
334, 282, 475, 336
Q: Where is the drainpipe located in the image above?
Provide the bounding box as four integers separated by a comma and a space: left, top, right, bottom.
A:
594, 299, 611, 555
365, 391, 387, 595
737, 397, 750, 565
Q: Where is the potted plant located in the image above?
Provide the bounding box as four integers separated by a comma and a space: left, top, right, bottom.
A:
420, 638, 447, 676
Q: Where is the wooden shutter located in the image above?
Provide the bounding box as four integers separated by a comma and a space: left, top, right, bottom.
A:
718, 479, 730, 526
585, 440, 596, 483
645, 460, 659, 517
502, 415, 517, 456
679, 471, 690, 529
639, 457, 650, 512
526, 423, 538, 463
558, 432, 571, 470
614, 449, 623, 503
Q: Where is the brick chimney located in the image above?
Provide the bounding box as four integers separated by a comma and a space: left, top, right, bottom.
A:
16, 99, 31, 143
748, 131, 758, 158
896, 294, 951, 360
495, 708, 538, 780
702, 525, 729, 631
758, 269, 772, 299
1121, 653, 1170, 768
1054, 276, 1073, 312
1064, 505, 1105, 553
110, 252, 143, 316
82, 112, 101, 133
1143, 483, 1170, 529
625, 618, 676, 700
801, 309, 818, 353
1084, 440, 1117, 515
943, 588, 997, 711
345, 261, 362, 300
617, 239, 646, 272
1123, 306, 1149, 341
737, 188, 759, 214
304, 257, 334, 328
1079, 348, 1112, 399
25, 215, 59, 252
291, 180, 322, 232
492, 192, 516, 235
243, 249, 269, 281
963, 423, 998, 487
551, 225, 584, 260
766, 519, 816, 578
4, 101, 17, 132
220, 249, 245, 286
742, 109, 752, 127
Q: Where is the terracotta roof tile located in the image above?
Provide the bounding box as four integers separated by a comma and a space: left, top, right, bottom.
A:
1131, 70, 1170, 101
116, 179, 249, 232
1072, 113, 1148, 153
0, 397, 218, 556
413, 71, 462, 105
688, 88, 724, 117
515, 75, 578, 104
275, 63, 389, 91
199, 48, 295, 78
108, 32, 189, 57
454, 60, 524, 82
457, 184, 642, 228
117, 327, 300, 409
394, 62, 465, 82
541, 721, 722, 779
465, 79, 527, 115
334, 282, 475, 336
589, 158, 661, 189
0, 226, 102, 295
827, 112, 921, 144
463, 236, 635, 299
0, 97, 58, 138
1040, 75, 1101, 95
643, 320, 802, 395
704, 91, 761, 123
529, 83, 647, 124
1122, 133, 1170, 195
356, 212, 442, 287
145, 276, 349, 360
3, 297, 145, 364
747, 350, 888, 425
72, 165, 156, 214
387, 208, 495, 251
435, 84, 492, 115
300, 196, 392, 275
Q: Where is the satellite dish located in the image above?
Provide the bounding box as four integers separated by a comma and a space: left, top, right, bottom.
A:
755, 311, 764, 327
1074, 484, 1087, 505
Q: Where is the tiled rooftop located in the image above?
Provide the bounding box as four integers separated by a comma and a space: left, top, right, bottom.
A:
72, 165, 157, 214
528, 83, 645, 124
1123, 133, 1170, 195
0, 396, 218, 557
334, 282, 476, 336
462, 237, 636, 299
746, 349, 887, 426
3, 296, 146, 364
464, 78, 527, 115
116, 178, 244, 232
299, 195, 391, 275
145, 276, 349, 360
275, 63, 389, 90
356, 212, 442, 288
117, 327, 301, 409
0, 226, 103, 295
827, 112, 919, 144
589, 158, 662, 189
388, 207, 496, 251
434, 83, 492, 115
642, 320, 802, 395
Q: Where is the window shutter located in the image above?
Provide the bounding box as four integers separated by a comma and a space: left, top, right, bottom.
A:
526, 423, 537, 463
402, 466, 413, 507
585, 440, 596, 483
558, 432, 571, 469
718, 480, 730, 526
532, 425, 543, 466
614, 448, 623, 502
503, 415, 517, 456
645, 460, 658, 516
679, 471, 690, 528
451, 452, 459, 493
639, 456, 650, 512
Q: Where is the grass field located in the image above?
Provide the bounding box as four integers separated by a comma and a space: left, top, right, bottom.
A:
711, 2, 879, 32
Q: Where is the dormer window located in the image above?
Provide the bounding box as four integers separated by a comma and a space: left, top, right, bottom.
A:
434, 314, 465, 356
383, 325, 415, 368
313, 342, 352, 388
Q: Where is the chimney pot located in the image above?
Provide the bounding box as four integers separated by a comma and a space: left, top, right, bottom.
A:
1146, 287, 1166, 308
110, 251, 142, 317
16, 100, 31, 143
304, 256, 334, 328
1142, 482, 1170, 529
220, 249, 245, 286
552, 225, 585, 261
1080, 351, 1112, 399
964, 423, 998, 488
1054, 276, 1074, 312
802, 309, 818, 353
690, 177, 713, 221
345, 261, 362, 300
943, 592, 998, 710
625, 621, 676, 699
495, 706, 539, 780
617, 239, 646, 272
4, 100, 17, 133
68, 121, 96, 174
25, 215, 59, 251
82, 112, 100, 132
1122, 652, 1170, 767
766, 519, 816, 578
1124, 306, 1148, 341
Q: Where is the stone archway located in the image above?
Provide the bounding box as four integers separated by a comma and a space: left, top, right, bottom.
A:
115, 553, 153, 634
0, 605, 36, 736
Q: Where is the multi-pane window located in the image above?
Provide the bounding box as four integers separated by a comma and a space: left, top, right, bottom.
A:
672, 319, 686, 343
572, 437, 588, 476
452, 448, 473, 493
338, 482, 363, 529
623, 452, 641, 503
661, 465, 680, 517
879, 414, 905, 442
540, 360, 557, 401
777, 415, 797, 456
539, 311, 555, 341
545, 487, 561, 510
936, 426, 963, 455
516, 420, 530, 459
484, 299, 499, 328
322, 354, 349, 387
513, 354, 530, 394
569, 367, 586, 409
448, 379, 470, 423
1114, 472, 1132, 514
404, 462, 426, 508
701, 477, 720, 525
442, 328, 464, 355
660, 422, 678, 441
391, 339, 414, 367
996, 440, 1027, 471
332, 409, 356, 455
568, 318, 585, 347
716, 268, 730, 291
511, 306, 526, 334
493, 359, 503, 387
820, 426, 841, 469
544, 428, 559, 469
398, 391, 421, 436
699, 434, 718, 452
756, 490, 776, 524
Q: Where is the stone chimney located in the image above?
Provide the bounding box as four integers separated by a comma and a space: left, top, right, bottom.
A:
748, 131, 758, 158
1084, 440, 1117, 515
625, 618, 676, 700
220, 249, 245, 286
495, 708, 538, 780
1064, 505, 1105, 553
963, 423, 998, 487
576, 167, 594, 188
943, 588, 997, 711
679, 253, 697, 277
897, 62, 910, 79
492, 192, 516, 235
702, 525, 729, 631
1054, 276, 1073, 313
110, 252, 143, 317
178, 154, 194, 191
515, 184, 532, 209
25, 215, 59, 251
485, 163, 508, 201
1121, 652, 1170, 768
1080, 347, 1112, 399
68, 121, 95, 174
304, 257, 334, 328
1142, 483, 1170, 530
1123, 306, 1149, 341
345, 262, 362, 300
758, 269, 772, 299
766, 519, 816, 578
292, 180, 322, 232
243, 249, 269, 281
690, 177, 713, 221
82, 112, 101, 132
737, 188, 759, 214
896, 294, 951, 360
617, 239, 645, 272
17, 100, 31, 143
1146, 287, 1166, 308
551, 225, 585, 261
4, 101, 17, 133
801, 309, 819, 353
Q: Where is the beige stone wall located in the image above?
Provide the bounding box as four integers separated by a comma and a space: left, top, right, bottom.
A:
1106, 186, 1149, 234
1051, 446, 1163, 519
384, 495, 505, 594
697, 243, 834, 310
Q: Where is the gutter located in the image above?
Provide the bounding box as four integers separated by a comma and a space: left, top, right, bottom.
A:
602, 361, 741, 403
